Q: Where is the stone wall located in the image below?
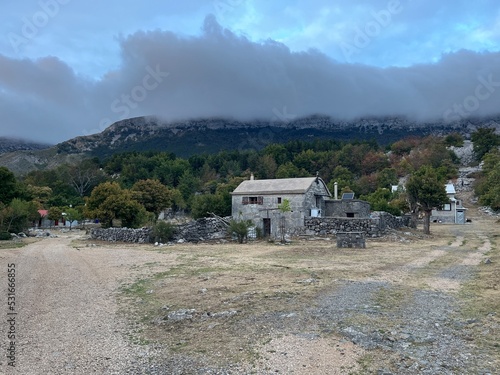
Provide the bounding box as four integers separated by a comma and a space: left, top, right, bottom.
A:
304, 212, 409, 238
325, 199, 371, 218
371, 211, 410, 230
174, 217, 229, 242
304, 217, 383, 237
90, 227, 152, 243
336, 232, 366, 248
89, 217, 230, 244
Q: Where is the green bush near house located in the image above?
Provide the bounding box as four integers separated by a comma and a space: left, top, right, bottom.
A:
229, 219, 253, 244
152, 221, 176, 243
0, 232, 12, 241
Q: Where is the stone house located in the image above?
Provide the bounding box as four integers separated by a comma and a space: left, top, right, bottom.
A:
231, 176, 331, 237
324, 199, 371, 218
431, 183, 467, 224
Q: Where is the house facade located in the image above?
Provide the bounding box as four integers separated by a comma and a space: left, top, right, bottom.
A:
231, 176, 331, 237
431, 183, 467, 224
324, 199, 371, 218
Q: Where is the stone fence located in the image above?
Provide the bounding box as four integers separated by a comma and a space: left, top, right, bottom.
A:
89, 217, 230, 243
90, 227, 152, 243
90, 213, 409, 243
174, 217, 229, 243
303, 212, 409, 238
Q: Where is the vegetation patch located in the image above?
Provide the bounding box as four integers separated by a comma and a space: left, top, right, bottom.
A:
458, 238, 500, 367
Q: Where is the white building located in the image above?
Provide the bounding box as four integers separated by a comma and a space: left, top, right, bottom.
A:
431, 183, 467, 224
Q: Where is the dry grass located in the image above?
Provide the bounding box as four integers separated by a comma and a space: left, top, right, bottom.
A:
110, 211, 500, 371
0, 237, 39, 249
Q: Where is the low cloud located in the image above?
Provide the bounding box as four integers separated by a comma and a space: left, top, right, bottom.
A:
1, 15, 499, 143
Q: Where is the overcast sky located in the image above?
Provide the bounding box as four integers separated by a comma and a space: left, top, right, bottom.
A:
1, 0, 500, 143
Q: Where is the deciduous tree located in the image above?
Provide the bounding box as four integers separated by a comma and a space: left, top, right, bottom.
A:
131, 179, 173, 217
0, 167, 19, 204
471, 127, 500, 161
406, 166, 449, 235
84, 182, 147, 228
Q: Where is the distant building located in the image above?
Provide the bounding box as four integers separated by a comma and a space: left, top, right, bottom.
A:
431, 183, 467, 224
36, 210, 51, 227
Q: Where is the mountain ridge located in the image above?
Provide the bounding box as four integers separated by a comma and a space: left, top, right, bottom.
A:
0, 137, 52, 155
1, 114, 499, 175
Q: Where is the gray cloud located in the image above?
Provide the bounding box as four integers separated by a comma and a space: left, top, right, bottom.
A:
1, 15, 500, 143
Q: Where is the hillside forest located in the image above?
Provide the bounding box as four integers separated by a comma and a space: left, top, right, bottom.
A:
0, 128, 499, 239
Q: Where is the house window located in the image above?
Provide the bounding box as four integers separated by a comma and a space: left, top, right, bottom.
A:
442, 204, 451, 211
277, 197, 282, 204
249, 197, 259, 204
346, 212, 355, 218
243, 196, 264, 205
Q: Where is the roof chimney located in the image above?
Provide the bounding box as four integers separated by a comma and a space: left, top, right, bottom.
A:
250, 173, 254, 180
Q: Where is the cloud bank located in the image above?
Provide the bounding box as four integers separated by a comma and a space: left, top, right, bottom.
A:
1, 15, 500, 143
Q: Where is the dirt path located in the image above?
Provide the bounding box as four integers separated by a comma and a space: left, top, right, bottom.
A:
0, 235, 136, 375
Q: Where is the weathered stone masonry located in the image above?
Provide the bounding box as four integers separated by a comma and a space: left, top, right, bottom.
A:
90, 227, 152, 243
304, 212, 410, 238
89, 217, 229, 243
89, 213, 409, 243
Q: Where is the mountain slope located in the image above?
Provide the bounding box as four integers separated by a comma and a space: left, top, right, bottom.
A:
1, 115, 499, 175
0, 137, 51, 155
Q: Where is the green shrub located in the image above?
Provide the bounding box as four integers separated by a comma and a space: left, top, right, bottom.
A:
229, 219, 253, 244
152, 221, 176, 243
0, 232, 12, 241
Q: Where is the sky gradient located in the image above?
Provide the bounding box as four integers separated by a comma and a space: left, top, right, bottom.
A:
1, 0, 500, 143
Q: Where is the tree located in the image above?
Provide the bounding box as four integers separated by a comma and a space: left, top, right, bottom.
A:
177, 170, 201, 206
360, 188, 401, 216
376, 168, 398, 190
275, 162, 303, 179
0, 199, 39, 233
0, 167, 19, 204
84, 182, 147, 228
63, 207, 83, 230
25, 185, 53, 206
327, 166, 354, 194
131, 179, 173, 218
229, 218, 253, 244
444, 132, 464, 147
471, 127, 500, 161
48, 207, 63, 228
65, 159, 105, 197
191, 194, 227, 219
277, 199, 291, 243
406, 166, 449, 235
475, 150, 500, 210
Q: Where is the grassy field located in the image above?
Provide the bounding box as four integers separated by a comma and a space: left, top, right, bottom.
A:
110, 213, 499, 372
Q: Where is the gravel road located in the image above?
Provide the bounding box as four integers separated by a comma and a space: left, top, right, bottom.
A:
0, 235, 138, 374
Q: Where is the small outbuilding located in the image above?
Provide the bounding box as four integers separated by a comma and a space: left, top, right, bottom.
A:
431, 183, 467, 224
